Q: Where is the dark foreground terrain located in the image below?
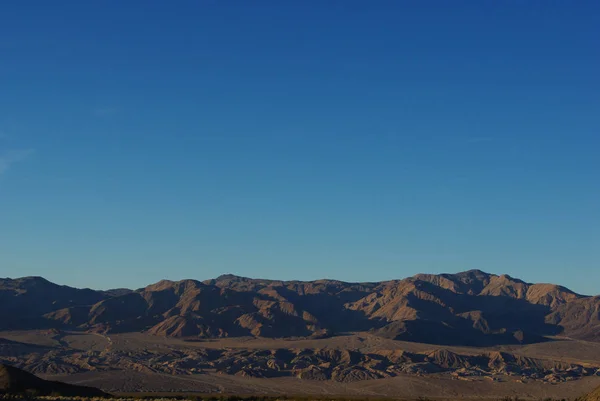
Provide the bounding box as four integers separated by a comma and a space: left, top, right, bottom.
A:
0, 364, 108, 397
2, 271, 600, 399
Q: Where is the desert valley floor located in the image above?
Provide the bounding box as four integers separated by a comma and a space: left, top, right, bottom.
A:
2, 330, 600, 399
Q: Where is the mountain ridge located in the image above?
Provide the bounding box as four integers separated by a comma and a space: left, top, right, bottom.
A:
2, 270, 598, 346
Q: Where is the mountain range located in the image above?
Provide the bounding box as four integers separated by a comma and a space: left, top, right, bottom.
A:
1, 270, 599, 346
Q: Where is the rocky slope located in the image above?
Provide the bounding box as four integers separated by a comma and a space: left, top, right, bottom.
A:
2, 270, 599, 346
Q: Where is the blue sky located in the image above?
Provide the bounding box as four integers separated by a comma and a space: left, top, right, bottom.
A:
0, 1, 598, 293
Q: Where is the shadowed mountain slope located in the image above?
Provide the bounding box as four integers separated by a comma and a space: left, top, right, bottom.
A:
0, 277, 107, 330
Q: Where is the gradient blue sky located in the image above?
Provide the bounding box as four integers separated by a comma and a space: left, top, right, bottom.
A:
1, 1, 598, 293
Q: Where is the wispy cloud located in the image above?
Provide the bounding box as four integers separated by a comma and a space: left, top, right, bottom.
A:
0, 149, 34, 175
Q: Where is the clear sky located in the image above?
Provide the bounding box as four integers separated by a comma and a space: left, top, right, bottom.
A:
0, 1, 598, 294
